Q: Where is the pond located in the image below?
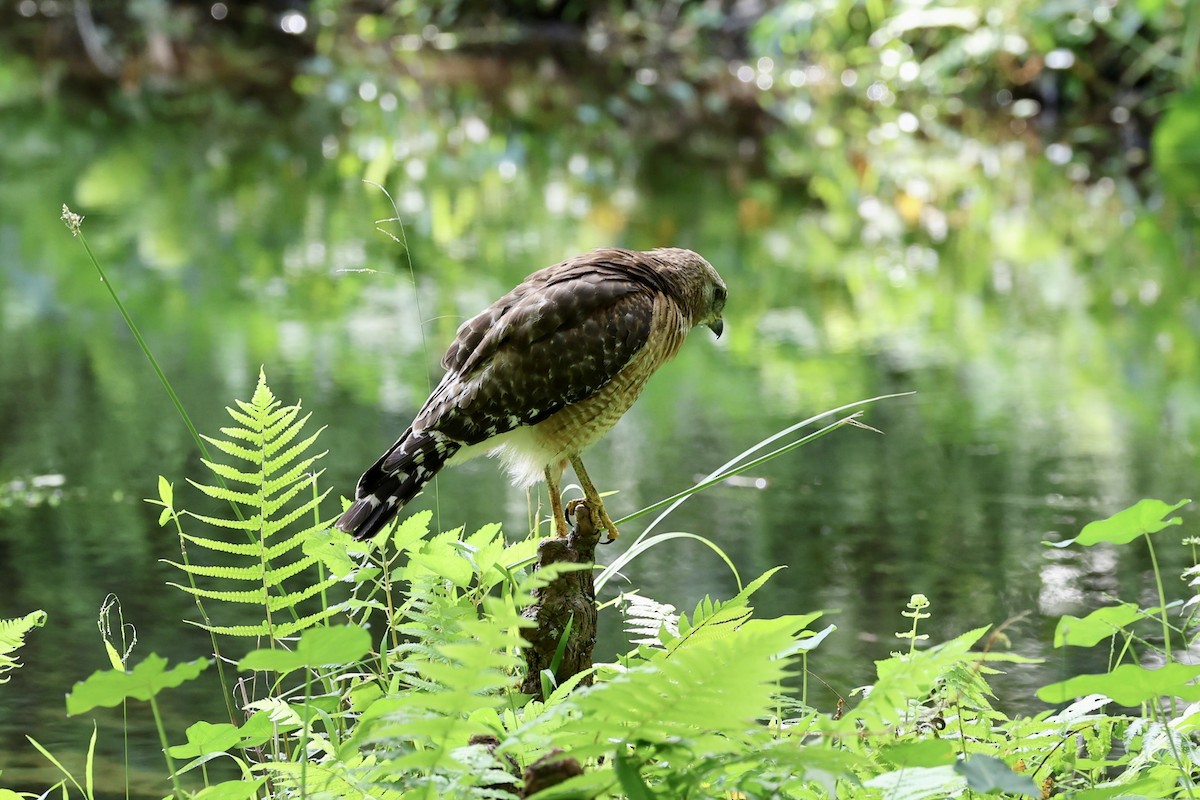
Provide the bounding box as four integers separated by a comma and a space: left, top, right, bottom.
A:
1, 19, 1197, 794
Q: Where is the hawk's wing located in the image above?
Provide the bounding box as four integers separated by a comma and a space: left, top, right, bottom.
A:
412, 252, 664, 448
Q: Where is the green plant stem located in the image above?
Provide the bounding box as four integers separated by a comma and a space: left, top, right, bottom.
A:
1144, 532, 1173, 663
149, 694, 184, 800
169, 509, 241, 729
72, 228, 249, 527
1152, 700, 1198, 800
74, 231, 216, 479
300, 669, 311, 800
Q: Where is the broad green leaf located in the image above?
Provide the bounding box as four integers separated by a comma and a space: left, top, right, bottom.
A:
954, 755, 1039, 797
66, 654, 208, 714
191, 779, 267, 800
239, 625, 371, 672
524, 771, 616, 800
157, 475, 173, 507
1069, 772, 1183, 799
168, 712, 274, 757
1054, 603, 1143, 647
863, 765, 965, 798
303, 527, 359, 576
788, 622, 836, 654
393, 510, 433, 550
879, 739, 957, 768
1037, 663, 1200, 706
1048, 499, 1190, 548
409, 547, 474, 589
613, 749, 656, 799
1153, 87, 1200, 208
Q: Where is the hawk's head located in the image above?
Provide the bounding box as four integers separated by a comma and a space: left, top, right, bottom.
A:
652, 248, 727, 338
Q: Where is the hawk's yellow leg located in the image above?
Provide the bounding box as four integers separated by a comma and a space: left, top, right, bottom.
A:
569, 455, 621, 542
543, 464, 570, 538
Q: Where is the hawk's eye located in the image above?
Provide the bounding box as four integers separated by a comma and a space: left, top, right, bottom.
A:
714, 285, 727, 306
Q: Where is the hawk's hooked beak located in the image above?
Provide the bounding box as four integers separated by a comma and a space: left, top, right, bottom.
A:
707, 318, 724, 338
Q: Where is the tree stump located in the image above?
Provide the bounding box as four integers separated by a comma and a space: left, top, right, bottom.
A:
519, 498, 601, 699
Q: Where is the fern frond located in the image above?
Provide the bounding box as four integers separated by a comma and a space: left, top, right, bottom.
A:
264, 429, 325, 473
162, 562, 267, 580
265, 528, 323, 560
200, 460, 262, 486
183, 512, 262, 531
185, 479, 261, 506
200, 435, 261, 462
273, 607, 348, 637
620, 593, 680, 647
217, 426, 263, 445
266, 577, 338, 612
169, 584, 267, 604
190, 621, 272, 636
263, 467, 323, 509
557, 619, 802, 754
261, 556, 320, 587
262, 411, 312, 457
0, 610, 47, 682
223, 405, 261, 432
165, 370, 340, 641
264, 484, 328, 527
180, 531, 266, 555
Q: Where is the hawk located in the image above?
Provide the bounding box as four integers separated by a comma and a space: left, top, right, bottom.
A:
335, 247, 727, 542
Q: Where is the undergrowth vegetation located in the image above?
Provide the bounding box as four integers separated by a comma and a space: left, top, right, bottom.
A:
2, 373, 1199, 799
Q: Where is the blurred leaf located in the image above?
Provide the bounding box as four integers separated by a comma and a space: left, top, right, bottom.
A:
168, 711, 274, 757
1047, 499, 1189, 548
1053, 603, 1143, 647
864, 764, 965, 797
1152, 87, 1200, 209
192, 778, 268, 800
66, 654, 208, 714
1037, 663, 1200, 706
879, 739, 957, 768
954, 755, 1040, 797
239, 624, 371, 672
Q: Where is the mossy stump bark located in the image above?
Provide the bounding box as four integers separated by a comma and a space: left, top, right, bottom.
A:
520, 498, 601, 699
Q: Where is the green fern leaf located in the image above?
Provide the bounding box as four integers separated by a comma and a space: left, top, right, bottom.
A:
224, 404, 262, 432
180, 531, 266, 555
264, 428, 325, 471
261, 556, 320, 588
168, 584, 267, 604
165, 371, 337, 642
162, 563, 266, 581
262, 490, 328, 535
192, 621, 272, 636
265, 528, 321, 560
200, 460, 263, 486
559, 620, 801, 753
0, 610, 47, 681
263, 460, 324, 500
200, 434, 261, 462
218, 426, 265, 445
183, 511, 262, 531
266, 577, 338, 612
274, 607, 346, 637
186, 479, 261, 506
262, 410, 310, 456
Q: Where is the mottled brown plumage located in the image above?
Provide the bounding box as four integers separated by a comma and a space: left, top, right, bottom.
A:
335, 247, 726, 541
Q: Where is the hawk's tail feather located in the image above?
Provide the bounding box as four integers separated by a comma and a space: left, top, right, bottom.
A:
334, 427, 461, 540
